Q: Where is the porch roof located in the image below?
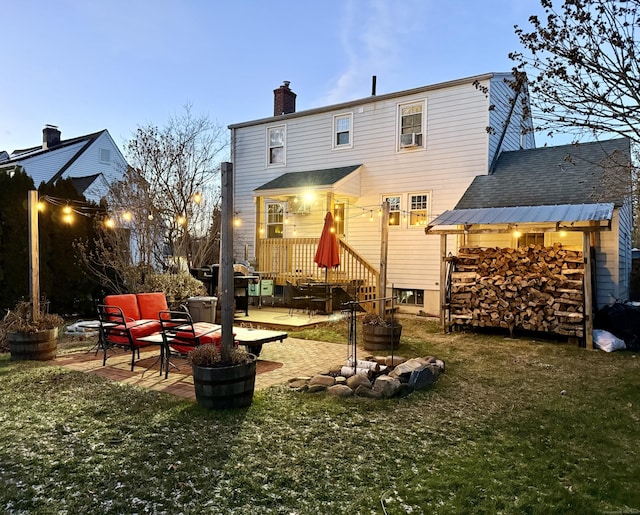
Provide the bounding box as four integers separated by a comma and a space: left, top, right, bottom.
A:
254, 164, 362, 198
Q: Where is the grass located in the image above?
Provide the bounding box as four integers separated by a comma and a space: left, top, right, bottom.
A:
1, 317, 639, 514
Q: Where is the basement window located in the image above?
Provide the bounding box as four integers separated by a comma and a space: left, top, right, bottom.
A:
394, 288, 424, 306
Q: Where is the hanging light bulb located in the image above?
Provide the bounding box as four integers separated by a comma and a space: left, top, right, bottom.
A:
369, 210, 374, 222
378, 207, 382, 217
293, 225, 297, 235
62, 205, 72, 215
177, 215, 186, 226
122, 211, 132, 222
104, 218, 115, 229
37, 201, 46, 212
192, 192, 202, 204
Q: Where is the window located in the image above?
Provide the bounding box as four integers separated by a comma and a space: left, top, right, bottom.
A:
100, 148, 111, 163
409, 193, 429, 226
398, 102, 424, 149
266, 202, 284, 238
267, 126, 285, 166
333, 113, 352, 148
383, 195, 401, 226
394, 288, 424, 306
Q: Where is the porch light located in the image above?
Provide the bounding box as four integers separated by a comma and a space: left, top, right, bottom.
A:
234, 217, 241, 227
513, 228, 522, 238
560, 230, 567, 237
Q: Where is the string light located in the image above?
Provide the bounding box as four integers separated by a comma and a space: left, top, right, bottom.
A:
369, 210, 374, 222
177, 215, 186, 226
122, 211, 132, 222
192, 192, 202, 205
104, 218, 115, 229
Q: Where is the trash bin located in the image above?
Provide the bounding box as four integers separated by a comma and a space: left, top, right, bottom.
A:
187, 296, 217, 323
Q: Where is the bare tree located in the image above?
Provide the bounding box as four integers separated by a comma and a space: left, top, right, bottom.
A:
76, 105, 228, 294
510, 0, 640, 143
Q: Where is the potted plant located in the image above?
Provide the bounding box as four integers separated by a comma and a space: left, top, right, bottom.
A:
188, 344, 257, 410
361, 313, 402, 351
1, 300, 64, 361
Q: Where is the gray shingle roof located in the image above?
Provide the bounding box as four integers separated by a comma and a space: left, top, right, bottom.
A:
455, 138, 631, 209
254, 165, 362, 191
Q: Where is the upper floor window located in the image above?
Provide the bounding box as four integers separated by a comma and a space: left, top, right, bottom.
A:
398, 102, 424, 150
267, 126, 286, 166
333, 113, 352, 149
100, 148, 111, 163
409, 193, 429, 226
383, 195, 401, 226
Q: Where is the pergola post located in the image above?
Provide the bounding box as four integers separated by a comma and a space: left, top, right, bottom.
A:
28, 190, 40, 322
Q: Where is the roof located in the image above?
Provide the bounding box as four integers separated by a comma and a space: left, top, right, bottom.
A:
2, 130, 106, 162
455, 138, 631, 210
229, 72, 511, 129
428, 203, 615, 228
255, 165, 362, 192
70, 174, 103, 195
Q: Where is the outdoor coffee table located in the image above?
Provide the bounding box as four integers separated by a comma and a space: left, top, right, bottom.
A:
232, 327, 288, 356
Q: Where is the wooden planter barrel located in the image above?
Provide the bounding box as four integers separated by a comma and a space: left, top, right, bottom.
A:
362, 324, 402, 351
9, 328, 58, 361
192, 356, 257, 410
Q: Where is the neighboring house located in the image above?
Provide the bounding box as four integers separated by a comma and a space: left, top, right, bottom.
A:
229, 73, 535, 314
0, 125, 127, 202
427, 138, 632, 311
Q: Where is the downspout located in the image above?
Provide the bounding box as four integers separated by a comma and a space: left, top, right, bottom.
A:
488, 79, 524, 174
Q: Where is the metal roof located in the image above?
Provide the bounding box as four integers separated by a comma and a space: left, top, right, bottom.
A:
428, 203, 615, 228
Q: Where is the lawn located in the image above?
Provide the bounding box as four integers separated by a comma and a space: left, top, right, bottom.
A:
1, 317, 639, 514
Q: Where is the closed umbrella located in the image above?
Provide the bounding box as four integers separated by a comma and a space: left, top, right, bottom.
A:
314, 212, 340, 279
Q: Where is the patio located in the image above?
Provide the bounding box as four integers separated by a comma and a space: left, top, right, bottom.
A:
55, 307, 360, 400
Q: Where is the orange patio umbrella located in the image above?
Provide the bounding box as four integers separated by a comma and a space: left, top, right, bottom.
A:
314, 212, 340, 280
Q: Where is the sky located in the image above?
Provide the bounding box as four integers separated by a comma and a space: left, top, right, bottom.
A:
0, 0, 547, 155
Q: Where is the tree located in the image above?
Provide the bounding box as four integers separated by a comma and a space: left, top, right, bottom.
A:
510, 0, 640, 143
77, 105, 228, 294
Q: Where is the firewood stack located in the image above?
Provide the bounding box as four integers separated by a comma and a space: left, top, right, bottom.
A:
449, 245, 584, 338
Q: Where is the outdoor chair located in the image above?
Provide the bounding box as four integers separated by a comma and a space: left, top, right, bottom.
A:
286, 281, 314, 316
97, 304, 160, 371
158, 310, 223, 378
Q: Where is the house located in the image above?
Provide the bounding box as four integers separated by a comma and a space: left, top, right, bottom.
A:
229, 73, 535, 314
426, 138, 632, 322
0, 125, 127, 202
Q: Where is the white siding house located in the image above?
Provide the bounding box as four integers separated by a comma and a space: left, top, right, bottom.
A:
0, 125, 127, 203
229, 73, 535, 314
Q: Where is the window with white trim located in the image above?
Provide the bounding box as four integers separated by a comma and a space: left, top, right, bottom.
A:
398, 102, 424, 149
267, 126, 285, 166
409, 193, 429, 226
266, 202, 284, 238
383, 195, 401, 226
333, 113, 352, 148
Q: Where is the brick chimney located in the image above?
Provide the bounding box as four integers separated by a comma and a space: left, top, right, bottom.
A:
273, 81, 296, 116
43, 125, 61, 149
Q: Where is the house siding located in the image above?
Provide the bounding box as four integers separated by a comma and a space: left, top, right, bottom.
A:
232, 73, 532, 314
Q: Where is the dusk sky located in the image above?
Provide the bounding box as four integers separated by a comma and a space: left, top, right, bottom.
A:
1, 0, 548, 154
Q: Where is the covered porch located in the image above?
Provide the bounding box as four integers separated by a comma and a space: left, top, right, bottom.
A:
249, 164, 382, 313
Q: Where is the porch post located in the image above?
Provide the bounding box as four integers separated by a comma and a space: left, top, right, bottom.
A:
255, 196, 262, 266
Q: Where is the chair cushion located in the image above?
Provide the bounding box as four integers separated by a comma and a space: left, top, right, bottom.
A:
105, 320, 161, 346
105, 294, 141, 321
136, 293, 168, 320
170, 325, 223, 355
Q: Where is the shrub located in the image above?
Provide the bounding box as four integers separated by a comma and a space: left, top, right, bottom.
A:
188, 344, 252, 368
141, 272, 206, 308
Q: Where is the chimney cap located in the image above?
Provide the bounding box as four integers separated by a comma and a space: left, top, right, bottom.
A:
282, 81, 290, 88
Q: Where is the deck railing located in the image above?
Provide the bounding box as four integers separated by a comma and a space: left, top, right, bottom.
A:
256, 238, 379, 312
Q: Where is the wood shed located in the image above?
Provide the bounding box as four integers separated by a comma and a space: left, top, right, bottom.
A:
425, 138, 632, 349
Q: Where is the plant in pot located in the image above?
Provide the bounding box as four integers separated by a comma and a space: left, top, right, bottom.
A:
188, 344, 257, 410
361, 312, 402, 351
0, 300, 64, 361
